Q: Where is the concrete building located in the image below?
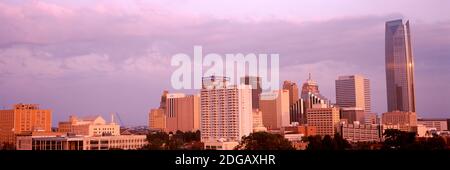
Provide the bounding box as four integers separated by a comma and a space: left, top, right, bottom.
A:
200, 76, 253, 150
335, 75, 371, 112
300, 74, 331, 124
148, 108, 166, 131
340, 123, 382, 142
283, 80, 299, 107
382, 111, 417, 132
306, 107, 340, 136
16, 133, 147, 150
58, 115, 120, 137
165, 93, 200, 133
252, 109, 267, 132
0, 103, 52, 147
385, 19, 416, 112
340, 107, 366, 125
241, 76, 262, 109
417, 118, 449, 132
260, 90, 290, 129
290, 98, 305, 124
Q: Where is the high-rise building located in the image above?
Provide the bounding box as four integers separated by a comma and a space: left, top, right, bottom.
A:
300, 74, 331, 124
241, 76, 262, 109
0, 103, 52, 147
260, 90, 290, 129
148, 108, 166, 131
306, 107, 340, 136
385, 19, 416, 112
200, 76, 253, 150
335, 75, 371, 112
165, 93, 200, 133
382, 111, 417, 132
58, 115, 120, 136
283, 80, 299, 106
290, 98, 304, 124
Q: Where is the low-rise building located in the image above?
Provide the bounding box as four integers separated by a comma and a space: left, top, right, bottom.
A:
16, 133, 147, 150
340, 123, 382, 142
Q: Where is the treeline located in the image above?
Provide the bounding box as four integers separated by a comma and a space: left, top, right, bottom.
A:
142, 130, 202, 150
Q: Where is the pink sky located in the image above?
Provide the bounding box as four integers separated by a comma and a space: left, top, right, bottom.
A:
0, 0, 449, 126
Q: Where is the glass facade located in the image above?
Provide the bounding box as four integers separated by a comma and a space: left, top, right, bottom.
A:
385, 19, 416, 112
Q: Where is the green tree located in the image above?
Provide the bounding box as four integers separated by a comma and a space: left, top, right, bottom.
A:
235, 132, 294, 150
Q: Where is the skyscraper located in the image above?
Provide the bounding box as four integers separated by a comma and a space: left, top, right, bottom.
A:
283, 80, 299, 106
241, 76, 262, 109
300, 74, 330, 124
335, 75, 371, 112
260, 90, 290, 129
200, 76, 253, 150
385, 19, 416, 112
165, 93, 200, 133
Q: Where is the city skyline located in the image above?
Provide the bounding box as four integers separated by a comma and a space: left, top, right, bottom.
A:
0, 0, 450, 126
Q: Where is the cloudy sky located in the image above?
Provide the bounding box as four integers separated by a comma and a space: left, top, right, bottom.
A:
0, 0, 449, 126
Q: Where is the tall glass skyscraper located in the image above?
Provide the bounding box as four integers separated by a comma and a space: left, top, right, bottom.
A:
385, 19, 416, 112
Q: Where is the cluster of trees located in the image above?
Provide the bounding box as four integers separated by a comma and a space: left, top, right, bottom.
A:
303, 133, 351, 150
142, 130, 202, 150
235, 132, 294, 150
382, 129, 447, 150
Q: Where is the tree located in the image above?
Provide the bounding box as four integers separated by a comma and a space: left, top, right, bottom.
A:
305, 134, 351, 150
382, 129, 416, 150
235, 132, 294, 150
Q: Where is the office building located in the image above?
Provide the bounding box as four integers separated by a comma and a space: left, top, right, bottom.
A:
241, 76, 262, 109
148, 108, 166, 131
306, 107, 340, 136
382, 111, 417, 132
340, 107, 366, 125
385, 19, 416, 112
165, 93, 200, 133
340, 123, 382, 142
260, 90, 290, 129
283, 80, 299, 107
417, 118, 449, 132
335, 75, 371, 112
300, 74, 331, 124
0, 103, 52, 147
16, 133, 147, 150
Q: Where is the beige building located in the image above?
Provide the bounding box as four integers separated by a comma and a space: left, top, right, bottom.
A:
0, 103, 52, 147
306, 107, 340, 136
252, 109, 267, 132
340, 123, 382, 142
200, 76, 253, 150
382, 111, 417, 132
148, 108, 166, 131
335, 75, 371, 112
417, 118, 449, 132
58, 115, 119, 137
260, 90, 290, 129
16, 133, 147, 150
165, 94, 200, 133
